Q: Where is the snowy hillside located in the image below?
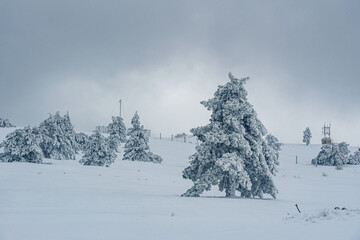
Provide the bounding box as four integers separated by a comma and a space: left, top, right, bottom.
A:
0, 132, 360, 240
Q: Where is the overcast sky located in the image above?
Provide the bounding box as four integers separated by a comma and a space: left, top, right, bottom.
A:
1, 0, 359, 146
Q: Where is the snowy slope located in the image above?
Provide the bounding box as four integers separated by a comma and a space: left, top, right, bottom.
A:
0, 132, 360, 240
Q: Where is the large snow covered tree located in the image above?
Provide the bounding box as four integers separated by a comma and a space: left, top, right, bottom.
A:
39, 112, 78, 160
302, 127, 312, 146
0, 118, 15, 128
79, 131, 116, 167
123, 112, 162, 163
311, 142, 350, 167
0, 127, 43, 163
107, 116, 127, 152
182, 73, 279, 198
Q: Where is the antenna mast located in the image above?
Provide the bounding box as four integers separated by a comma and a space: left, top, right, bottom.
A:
321, 123, 331, 144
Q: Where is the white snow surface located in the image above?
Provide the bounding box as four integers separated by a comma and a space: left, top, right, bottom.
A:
1, 129, 360, 240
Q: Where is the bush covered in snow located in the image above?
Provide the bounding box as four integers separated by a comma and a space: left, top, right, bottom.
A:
79, 131, 116, 167
347, 151, 360, 165
174, 133, 186, 138
182, 73, 279, 198
123, 112, 162, 163
303, 127, 312, 146
39, 112, 78, 160
312, 142, 350, 167
0, 127, 43, 163
0, 118, 15, 128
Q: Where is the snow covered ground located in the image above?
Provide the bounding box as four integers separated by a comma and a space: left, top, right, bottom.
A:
1, 129, 360, 240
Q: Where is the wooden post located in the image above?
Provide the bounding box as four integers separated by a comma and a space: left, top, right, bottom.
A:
160, 133, 162, 140
295, 204, 301, 213
296, 155, 298, 164
171, 134, 173, 141
184, 134, 186, 143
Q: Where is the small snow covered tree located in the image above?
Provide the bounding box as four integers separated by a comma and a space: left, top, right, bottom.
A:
337, 142, 351, 163
79, 131, 116, 167
0, 127, 43, 163
348, 151, 360, 165
107, 116, 126, 152
75, 132, 89, 152
108, 116, 126, 142
123, 112, 162, 163
39, 112, 78, 160
0, 118, 15, 128
312, 144, 332, 166
311, 142, 350, 167
182, 73, 278, 198
303, 127, 312, 146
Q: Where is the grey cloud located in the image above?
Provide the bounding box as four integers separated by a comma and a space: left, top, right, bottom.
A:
1, 0, 359, 145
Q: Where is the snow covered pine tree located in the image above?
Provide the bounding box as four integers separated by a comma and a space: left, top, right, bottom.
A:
107, 116, 127, 152
0, 126, 43, 163
39, 112, 79, 160
312, 142, 350, 168
79, 131, 116, 167
303, 127, 312, 146
182, 73, 279, 198
123, 112, 162, 163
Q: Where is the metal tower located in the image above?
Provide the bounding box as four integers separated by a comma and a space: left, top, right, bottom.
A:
321, 123, 331, 144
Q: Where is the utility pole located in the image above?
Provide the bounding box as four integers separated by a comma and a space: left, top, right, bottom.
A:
119, 99, 122, 118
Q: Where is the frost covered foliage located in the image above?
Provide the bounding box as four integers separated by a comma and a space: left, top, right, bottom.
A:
182, 73, 279, 198
303, 127, 312, 146
79, 131, 116, 167
123, 112, 162, 163
0, 127, 43, 163
312, 142, 350, 167
108, 134, 120, 152
347, 151, 360, 165
0, 118, 15, 128
263, 134, 282, 175
108, 116, 126, 142
75, 132, 89, 152
107, 116, 126, 152
39, 112, 78, 160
